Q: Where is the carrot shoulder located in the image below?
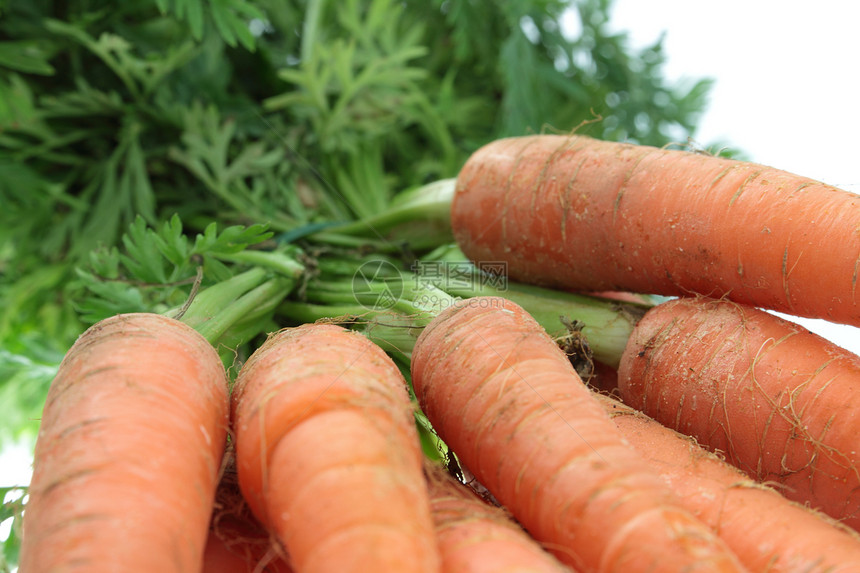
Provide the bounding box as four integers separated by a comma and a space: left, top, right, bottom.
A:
452, 134, 860, 326
410, 296, 746, 573
596, 392, 860, 573
230, 323, 440, 573
19, 313, 229, 572
617, 296, 860, 529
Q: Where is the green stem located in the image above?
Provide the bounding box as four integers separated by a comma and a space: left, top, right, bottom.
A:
196, 276, 295, 346
44, 19, 142, 100
310, 179, 456, 251
314, 253, 405, 277
303, 232, 406, 252
303, 274, 456, 325
503, 287, 642, 368
301, 0, 325, 62
278, 301, 422, 359
174, 268, 269, 332
322, 179, 456, 236
278, 300, 388, 324
168, 246, 305, 350
214, 249, 305, 278
415, 245, 648, 367
216, 277, 300, 351
415, 410, 446, 461
289, 242, 646, 368
216, 314, 274, 361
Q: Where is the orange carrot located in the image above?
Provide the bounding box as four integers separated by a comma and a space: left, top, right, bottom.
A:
231, 323, 440, 573
19, 313, 229, 572
596, 392, 860, 573
425, 462, 571, 573
452, 134, 860, 326
617, 296, 860, 529
410, 296, 747, 573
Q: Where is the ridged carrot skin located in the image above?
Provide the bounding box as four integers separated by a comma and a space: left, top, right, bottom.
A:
411, 296, 747, 573
425, 462, 571, 573
597, 392, 860, 573
617, 297, 860, 529
452, 134, 860, 326
19, 313, 229, 572
231, 323, 440, 573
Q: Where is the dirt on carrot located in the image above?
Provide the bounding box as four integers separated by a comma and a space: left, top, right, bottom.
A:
19, 313, 230, 573
617, 296, 860, 530
452, 134, 860, 326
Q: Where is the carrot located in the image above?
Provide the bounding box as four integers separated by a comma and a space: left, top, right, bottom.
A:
424, 462, 571, 573
19, 313, 229, 572
616, 296, 860, 529
596, 392, 860, 573
230, 323, 440, 573
452, 134, 860, 326
410, 296, 747, 573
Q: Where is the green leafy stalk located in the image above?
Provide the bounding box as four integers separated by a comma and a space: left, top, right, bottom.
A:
310, 179, 456, 250
213, 248, 306, 279
280, 259, 456, 361
417, 244, 649, 367
284, 246, 650, 369
173, 268, 264, 327
78, 215, 306, 357
193, 275, 295, 349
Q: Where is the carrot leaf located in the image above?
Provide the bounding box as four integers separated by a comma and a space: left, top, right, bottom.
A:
74, 214, 286, 325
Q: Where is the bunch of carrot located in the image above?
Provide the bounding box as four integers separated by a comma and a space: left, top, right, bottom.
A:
19, 134, 860, 572
18, 311, 579, 572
